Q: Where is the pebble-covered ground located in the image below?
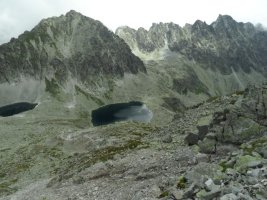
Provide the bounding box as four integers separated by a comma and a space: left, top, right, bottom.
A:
1, 84, 267, 200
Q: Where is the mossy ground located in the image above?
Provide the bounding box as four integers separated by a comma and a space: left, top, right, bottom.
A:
0, 111, 156, 197
177, 176, 187, 189
49, 123, 154, 184
158, 191, 169, 198
241, 136, 267, 155
0, 179, 18, 196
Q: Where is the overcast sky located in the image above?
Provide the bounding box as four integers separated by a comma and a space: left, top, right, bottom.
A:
0, 0, 266, 44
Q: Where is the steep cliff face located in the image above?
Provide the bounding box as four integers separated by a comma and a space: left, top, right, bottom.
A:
116, 15, 267, 95
0, 10, 145, 84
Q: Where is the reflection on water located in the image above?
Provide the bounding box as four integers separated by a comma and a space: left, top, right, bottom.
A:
91, 101, 153, 126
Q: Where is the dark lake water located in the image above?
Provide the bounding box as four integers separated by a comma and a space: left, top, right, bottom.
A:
91, 101, 153, 126
0, 102, 38, 117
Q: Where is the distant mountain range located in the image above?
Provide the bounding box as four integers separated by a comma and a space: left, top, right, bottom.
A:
116, 15, 267, 96
0, 10, 267, 114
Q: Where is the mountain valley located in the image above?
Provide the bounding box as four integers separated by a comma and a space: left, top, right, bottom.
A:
1, 10, 267, 200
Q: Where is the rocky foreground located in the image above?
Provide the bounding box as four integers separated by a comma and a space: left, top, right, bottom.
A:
1, 83, 267, 199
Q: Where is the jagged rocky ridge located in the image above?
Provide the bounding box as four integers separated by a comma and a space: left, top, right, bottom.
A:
116, 15, 267, 95
0, 10, 145, 84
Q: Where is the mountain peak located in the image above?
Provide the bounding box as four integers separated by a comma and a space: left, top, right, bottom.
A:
216, 14, 235, 22
64, 10, 84, 19
0, 11, 146, 84
65, 10, 81, 16
212, 14, 237, 29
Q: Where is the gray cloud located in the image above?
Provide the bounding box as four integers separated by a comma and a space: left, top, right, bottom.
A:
0, 0, 267, 45
0, 0, 70, 44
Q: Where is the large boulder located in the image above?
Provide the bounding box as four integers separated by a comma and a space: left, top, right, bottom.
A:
197, 115, 213, 140
218, 115, 265, 144
184, 131, 199, 145
234, 155, 263, 173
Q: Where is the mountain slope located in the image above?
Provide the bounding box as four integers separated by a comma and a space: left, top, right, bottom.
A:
0, 10, 145, 84
116, 15, 267, 96
0, 10, 150, 117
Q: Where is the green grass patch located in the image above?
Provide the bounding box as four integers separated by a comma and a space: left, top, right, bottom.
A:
0, 179, 18, 196
177, 176, 187, 189
158, 191, 169, 198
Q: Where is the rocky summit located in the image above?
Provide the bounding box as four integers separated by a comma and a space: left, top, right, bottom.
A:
1, 10, 267, 200
0, 10, 145, 83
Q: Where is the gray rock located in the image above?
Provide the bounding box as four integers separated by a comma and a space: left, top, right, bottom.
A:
226, 168, 237, 177
252, 183, 263, 189
196, 188, 221, 200
204, 178, 219, 192
169, 188, 183, 200
261, 179, 267, 185
231, 151, 241, 157
257, 188, 267, 198
256, 148, 267, 159
197, 125, 209, 140
226, 182, 244, 195
247, 168, 261, 178
198, 138, 216, 154
162, 134, 173, 143
184, 132, 199, 145
256, 193, 267, 200
217, 116, 264, 144
185, 163, 223, 187
247, 160, 262, 168
224, 158, 236, 169
195, 153, 210, 163
213, 111, 227, 125
234, 155, 263, 173
206, 132, 217, 140
183, 182, 197, 199
247, 177, 258, 185
237, 193, 254, 200
220, 193, 238, 200
197, 115, 213, 140
72, 176, 85, 185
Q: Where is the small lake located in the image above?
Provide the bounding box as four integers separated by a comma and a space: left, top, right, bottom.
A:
0, 102, 38, 117
91, 101, 153, 126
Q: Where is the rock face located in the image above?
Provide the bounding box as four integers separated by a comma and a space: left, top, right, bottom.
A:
116, 15, 267, 95
0, 10, 145, 84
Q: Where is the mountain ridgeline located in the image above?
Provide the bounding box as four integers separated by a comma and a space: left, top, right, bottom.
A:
116, 15, 267, 96
0, 10, 145, 84
116, 15, 267, 74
